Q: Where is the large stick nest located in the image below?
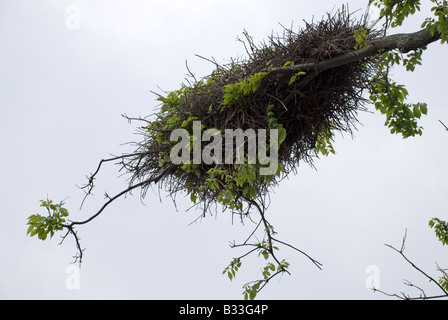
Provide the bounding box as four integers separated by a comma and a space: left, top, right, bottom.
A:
122, 8, 381, 214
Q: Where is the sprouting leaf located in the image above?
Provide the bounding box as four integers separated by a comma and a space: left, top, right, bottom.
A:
288, 71, 306, 85
26, 199, 70, 241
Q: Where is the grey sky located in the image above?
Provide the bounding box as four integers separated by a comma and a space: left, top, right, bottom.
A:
1, 0, 447, 299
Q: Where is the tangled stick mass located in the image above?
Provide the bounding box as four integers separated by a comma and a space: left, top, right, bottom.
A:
110, 8, 381, 217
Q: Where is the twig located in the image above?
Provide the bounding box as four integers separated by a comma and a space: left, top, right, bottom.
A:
74, 164, 174, 226
271, 237, 322, 270
77, 152, 148, 209
60, 164, 174, 262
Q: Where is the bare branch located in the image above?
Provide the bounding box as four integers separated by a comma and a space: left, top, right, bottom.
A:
377, 231, 448, 300
76, 152, 149, 209
73, 164, 174, 227
271, 237, 322, 270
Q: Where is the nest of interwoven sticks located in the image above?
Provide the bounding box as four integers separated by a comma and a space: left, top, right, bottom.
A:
120, 7, 382, 214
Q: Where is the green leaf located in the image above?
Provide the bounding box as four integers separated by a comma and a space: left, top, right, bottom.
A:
27, 199, 70, 241
413, 105, 422, 118
288, 71, 306, 85
249, 288, 257, 300
190, 192, 197, 204
26, 225, 34, 235
420, 104, 428, 115
261, 250, 269, 260
278, 127, 287, 145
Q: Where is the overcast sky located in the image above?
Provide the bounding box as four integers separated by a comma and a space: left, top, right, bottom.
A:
1, 0, 447, 300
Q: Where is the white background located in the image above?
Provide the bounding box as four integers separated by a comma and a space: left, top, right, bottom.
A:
1, 0, 447, 299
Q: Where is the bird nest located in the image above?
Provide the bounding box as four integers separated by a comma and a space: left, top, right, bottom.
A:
120, 7, 381, 215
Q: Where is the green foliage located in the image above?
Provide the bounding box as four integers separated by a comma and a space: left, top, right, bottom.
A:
402, 48, 424, 72
223, 224, 291, 300
368, 47, 427, 138
242, 253, 290, 300
373, 0, 422, 28
222, 258, 242, 281
354, 27, 368, 49
439, 275, 448, 292
428, 217, 448, 293
370, 75, 427, 138
26, 200, 69, 241
370, 0, 448, 138
288, 71, 307, 85
266, 104, 287, 145
421, 0, 448, 44
429, 218, 448, 246
222, 71, 269, 109
315, 124, 336, 157
158, 87, 187, 112
282, 61, 307, 85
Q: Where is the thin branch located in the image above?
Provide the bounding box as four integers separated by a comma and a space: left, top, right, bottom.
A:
59, 225, 85, 264
77, 152, 148, 209
72, 164, 174, 226
246, 198, 283, 268
243, 218, 263, 245
378, 230, 448, 299
58, 164, 175, 262
271, 237, 322, 270
384, 242, 447, 296
256, 269, 288, 293
229, 242, 260, 260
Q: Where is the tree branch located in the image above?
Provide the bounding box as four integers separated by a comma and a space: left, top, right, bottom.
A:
76, 152, 149, 209
266, 26, 441, 76
375, 230, 448, 300
71, 164, 174, 226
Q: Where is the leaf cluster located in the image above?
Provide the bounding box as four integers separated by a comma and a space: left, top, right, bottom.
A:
369, 0, 448, 138
241, 252, 290, 300
422, 0, 448, 43
370, 73, 427, 138
368, 45, 427, 138
429, 218, 448, 246
354, 27, 369, 49
26, 200, 69, 241
374, 0, 422, 28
